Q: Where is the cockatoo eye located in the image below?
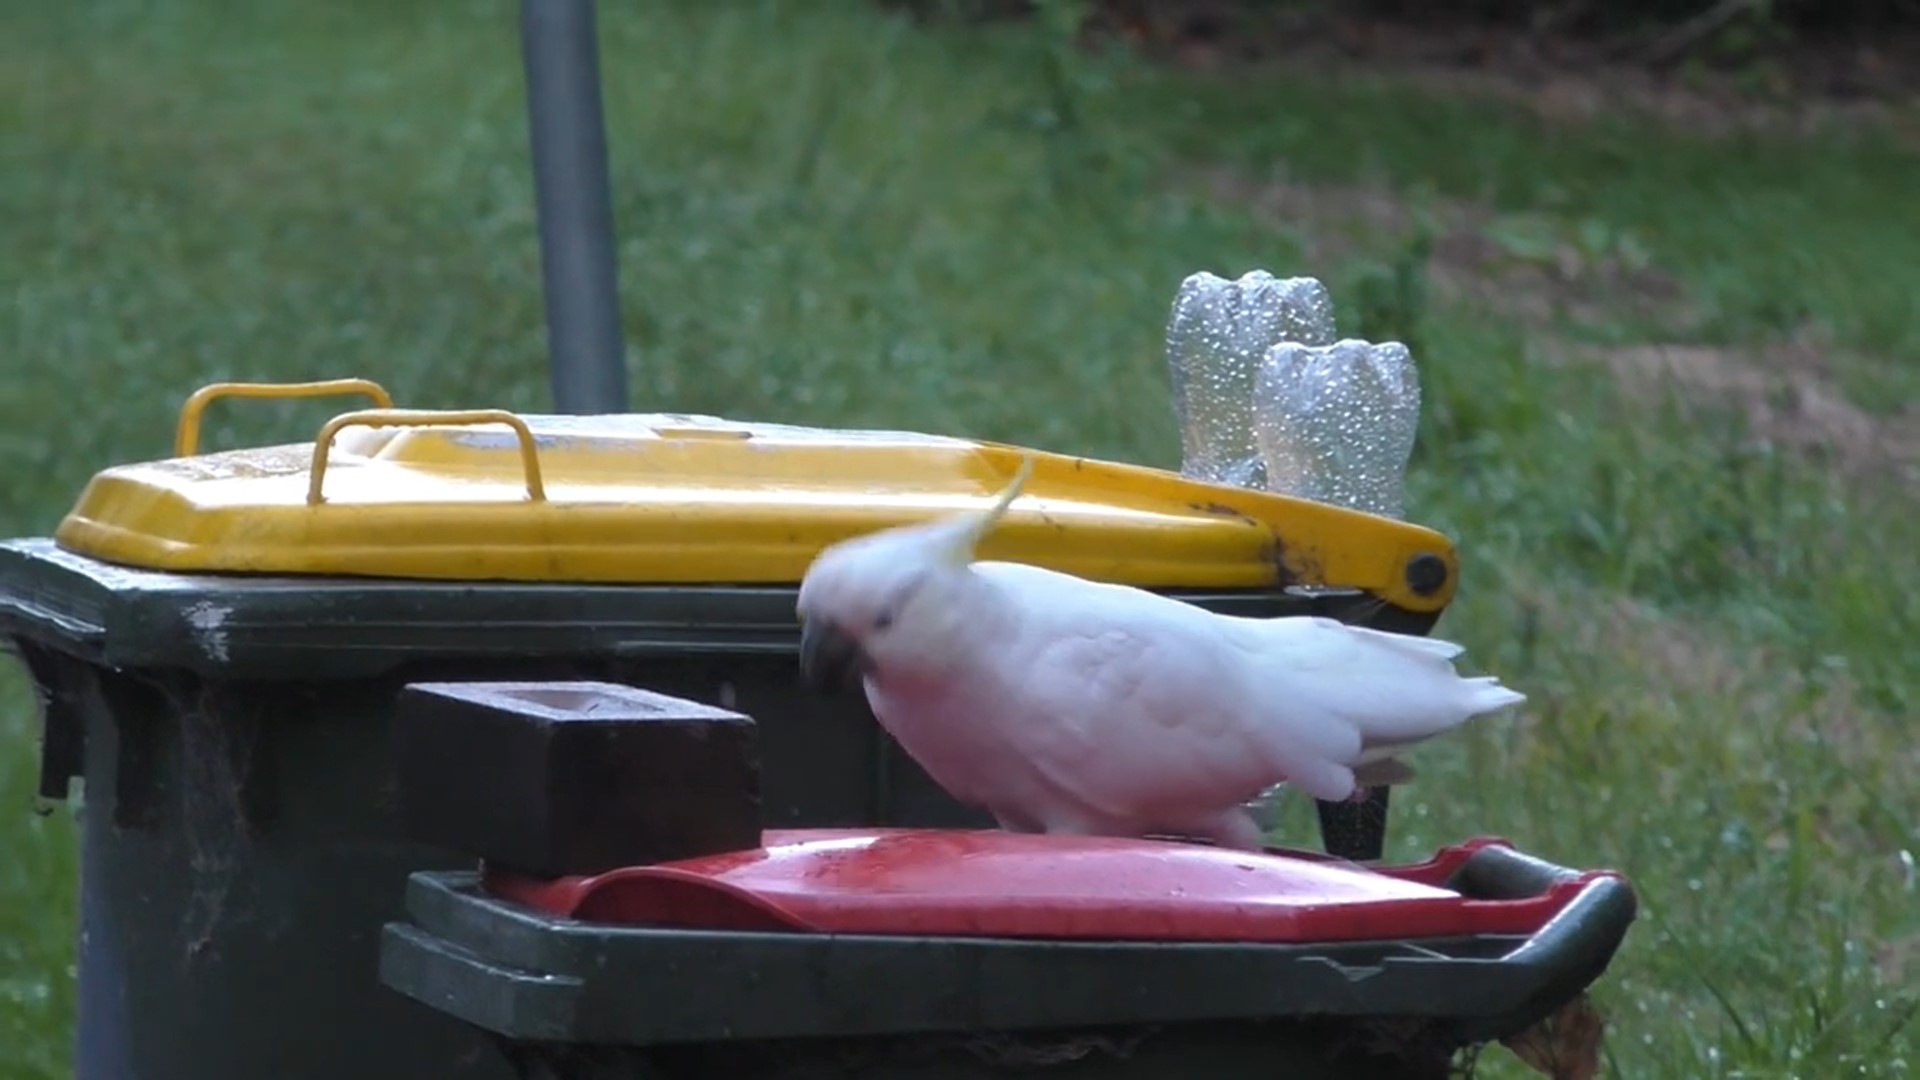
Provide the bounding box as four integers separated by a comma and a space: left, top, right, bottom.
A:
872, 610, 896, 631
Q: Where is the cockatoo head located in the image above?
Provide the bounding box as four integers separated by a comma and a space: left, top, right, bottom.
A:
796, 454, 1033, 691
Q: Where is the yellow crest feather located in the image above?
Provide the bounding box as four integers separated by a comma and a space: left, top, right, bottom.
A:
944, 452, 1035, 562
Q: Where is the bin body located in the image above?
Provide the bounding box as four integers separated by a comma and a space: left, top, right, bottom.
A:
373, 834, 1638, 1080
5, 544, 1420, 1080
3, 408, 1458, 1080
49, 662, 498, 1080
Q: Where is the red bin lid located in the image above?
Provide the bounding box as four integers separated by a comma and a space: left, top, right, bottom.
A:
484, 829, 1601, 945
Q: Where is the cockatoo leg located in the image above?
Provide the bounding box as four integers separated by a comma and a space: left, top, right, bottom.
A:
1242, 783, 1289, 833
1287, 758, 1360, 804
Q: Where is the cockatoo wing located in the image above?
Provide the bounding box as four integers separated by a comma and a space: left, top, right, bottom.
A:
967, 563, 1368, 815
1230, 616, 1524, 755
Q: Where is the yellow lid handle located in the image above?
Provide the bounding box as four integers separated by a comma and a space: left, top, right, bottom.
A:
307, 409, 548, 506
174, 379, 396, 458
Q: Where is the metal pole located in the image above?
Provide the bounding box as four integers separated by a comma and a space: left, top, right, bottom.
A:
519, 0, 629, 414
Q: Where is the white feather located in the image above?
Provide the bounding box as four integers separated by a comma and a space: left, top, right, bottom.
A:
795, 463, 1525, 852
849, 559, 1522, 847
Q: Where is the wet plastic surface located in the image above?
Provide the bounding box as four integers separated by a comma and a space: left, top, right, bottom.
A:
380, 837, 1636, 1077
481, 830, 1615, 945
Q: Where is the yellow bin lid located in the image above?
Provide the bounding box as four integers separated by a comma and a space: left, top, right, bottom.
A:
51, 380, 1458, 613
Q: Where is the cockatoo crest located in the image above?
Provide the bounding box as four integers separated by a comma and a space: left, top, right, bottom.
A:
924, 451, 1035, 566
796, 454, 1035, 688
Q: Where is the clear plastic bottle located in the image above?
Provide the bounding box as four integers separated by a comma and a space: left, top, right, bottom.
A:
1165, 270, 1335, 490
1163, 270, 1424, 838
1253, 338, 1421, 520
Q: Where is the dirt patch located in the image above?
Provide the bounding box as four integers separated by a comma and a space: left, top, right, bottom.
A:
1501, 991, 1606, 1080
1370, 59, 1920, 144
1506, 568, 1914, 886
1201, 169, 1693, 329
1103, 3, 1919, 141
1150, 17, 1920, 142
1577, 337, 1920, 486
1197, 169, 1915, 487
1547, 590, 1755, 701
887, 1, 1920, 142
1517, 584, 1905, 783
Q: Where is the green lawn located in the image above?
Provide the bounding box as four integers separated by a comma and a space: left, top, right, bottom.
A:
4, 1, 1916, 1077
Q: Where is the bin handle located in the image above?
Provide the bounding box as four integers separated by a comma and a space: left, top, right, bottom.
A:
174, 379, 396, 458
307, 409, 549, 506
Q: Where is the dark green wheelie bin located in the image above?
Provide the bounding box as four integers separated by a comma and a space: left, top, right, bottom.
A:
372, 679, 1637, 1080
0, 380, 1465, 1080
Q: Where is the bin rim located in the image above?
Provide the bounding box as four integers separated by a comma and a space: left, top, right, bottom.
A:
478, 829, 1611, 946
376, 833, 1637, 1048
1, 537, 1432, 679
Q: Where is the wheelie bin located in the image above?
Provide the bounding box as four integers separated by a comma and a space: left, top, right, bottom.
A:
375, 677, 1638, 1079
0, 379, 1462, 1080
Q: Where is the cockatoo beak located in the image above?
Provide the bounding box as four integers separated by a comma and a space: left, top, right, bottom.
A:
799, 618, 871, 692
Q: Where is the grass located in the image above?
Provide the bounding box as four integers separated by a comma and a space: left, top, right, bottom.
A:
3, 0, 1917, 1076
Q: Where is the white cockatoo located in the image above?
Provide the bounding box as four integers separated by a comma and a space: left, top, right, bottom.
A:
795, 455, 1524, 850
